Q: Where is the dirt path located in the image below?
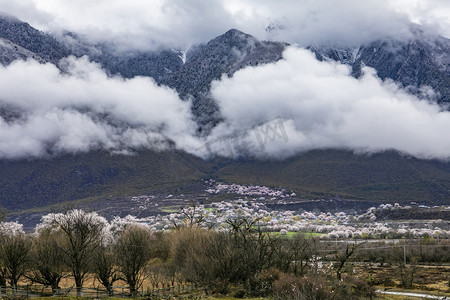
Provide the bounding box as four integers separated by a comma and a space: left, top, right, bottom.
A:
377, 289, 449, 299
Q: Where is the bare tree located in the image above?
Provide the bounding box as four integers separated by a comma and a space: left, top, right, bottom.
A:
115, 225, 154, 295
173, 217, 279, 294
0, 230, 31, 287
172, 228, 237, 293
41, 210, 107, 294
93, 243, 119, 296
334, 243, 362, 281
226, 217, 278, 292
27, 229, 66, 293
147, 263, 164, 289
275, 233, 316, 276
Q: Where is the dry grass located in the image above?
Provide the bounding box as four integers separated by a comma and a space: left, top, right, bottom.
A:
353, 263, 450, 297
13, 262, 450, 299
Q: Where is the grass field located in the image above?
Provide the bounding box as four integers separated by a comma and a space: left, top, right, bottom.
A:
268, 231, 324, 238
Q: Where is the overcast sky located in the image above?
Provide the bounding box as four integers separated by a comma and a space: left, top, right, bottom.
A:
0, 0, 449, 49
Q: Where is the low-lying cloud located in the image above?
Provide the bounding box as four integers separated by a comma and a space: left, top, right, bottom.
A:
1, 48, 449, 161
0, 57, 199, 159
209, 47, 450, 160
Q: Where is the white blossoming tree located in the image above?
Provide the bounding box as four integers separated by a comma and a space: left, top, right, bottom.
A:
0, 222, 31, 288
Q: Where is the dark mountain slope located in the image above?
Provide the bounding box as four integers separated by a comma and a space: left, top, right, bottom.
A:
0, 18, 288, 128
93, 48, 184, 81
60, 29, 287, 129
310, 32, 450, 104
0, 150, 449, 212
214, 150, 450, 205
0, 149, 211, 210
162, 29, 287, 98
71, 29, 287, 129
354, 36, 450, 103
0, 14, 69, 64
161, 29, 287, 128
0, 37, 46, 65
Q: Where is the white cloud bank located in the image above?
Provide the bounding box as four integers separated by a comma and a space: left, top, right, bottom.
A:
0, 0, 449, 50
0, 57, 200, 159
0, 48, 449, 161
209, 47, 450, 160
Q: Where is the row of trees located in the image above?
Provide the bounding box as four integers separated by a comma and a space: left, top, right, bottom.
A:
0, 210, 157, 295
0, 210, 318, 295
1, 208, 447, 298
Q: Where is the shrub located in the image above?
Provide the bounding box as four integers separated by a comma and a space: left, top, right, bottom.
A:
332, 277, 376, 300
273, 273, 331, 300
252, 268, 281, 296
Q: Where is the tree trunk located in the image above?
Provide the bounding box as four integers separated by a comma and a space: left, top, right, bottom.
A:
75, 277, 83, 296
107, 285, 113, 296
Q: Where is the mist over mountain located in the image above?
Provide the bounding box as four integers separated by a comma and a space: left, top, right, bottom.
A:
0, 13, 450, 161
0, 3, 449, 210
310, 30, 450, 104
160, 29, 287, 128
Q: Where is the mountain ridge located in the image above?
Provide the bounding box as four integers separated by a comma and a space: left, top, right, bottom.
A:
0, 15, 449, 212
1, 14, 449, 116
160, 28, 287, 128
0, 14, 69, 64
309, 31, 450, 104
